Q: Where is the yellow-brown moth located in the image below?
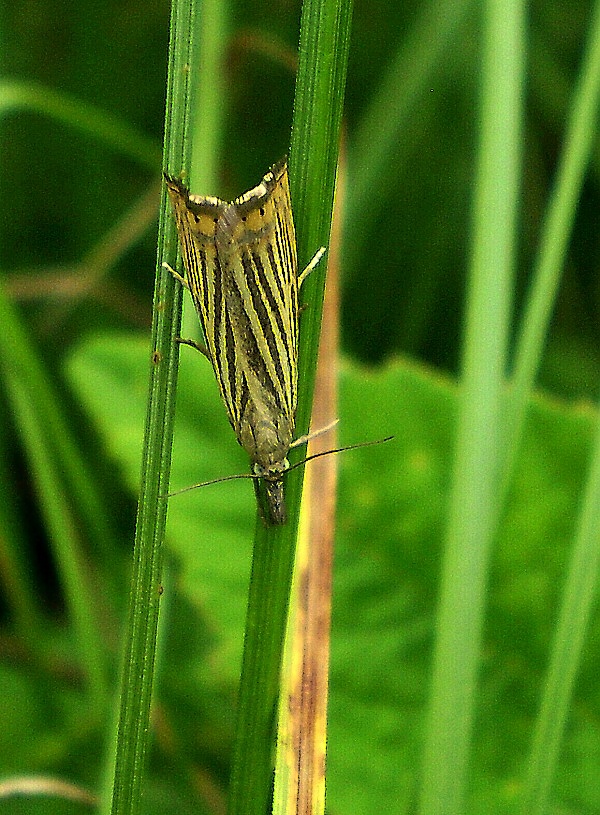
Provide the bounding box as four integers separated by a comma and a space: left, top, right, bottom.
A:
164, 159, 323, 524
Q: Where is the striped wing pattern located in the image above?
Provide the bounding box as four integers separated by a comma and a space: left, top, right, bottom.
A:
164, 160, 299, 482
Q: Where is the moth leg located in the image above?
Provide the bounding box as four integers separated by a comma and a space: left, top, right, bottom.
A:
176, 337, 211, 360
290, 418, 339, 449
163, 263, 210, 358
298, 246, 326, 288
162, 261, 189, 289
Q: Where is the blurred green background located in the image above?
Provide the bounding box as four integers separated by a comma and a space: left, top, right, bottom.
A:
2, 0, 600, 814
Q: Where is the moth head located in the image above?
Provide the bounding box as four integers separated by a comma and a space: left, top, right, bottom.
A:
252, 457, 289, 482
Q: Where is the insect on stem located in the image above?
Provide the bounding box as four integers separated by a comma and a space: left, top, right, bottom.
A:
164, 159, 326, 524
164, 159, 390, 524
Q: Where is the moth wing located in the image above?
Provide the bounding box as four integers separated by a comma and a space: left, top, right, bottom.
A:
165, 163, 299, 469
164, 176, 237, 419
215, 161, 299, 430
164, 175, 227, 349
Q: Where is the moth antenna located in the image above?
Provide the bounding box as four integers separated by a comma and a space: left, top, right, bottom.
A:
166, 436, 393, 498
166, 471, 259, 498
286, 436, 394, 474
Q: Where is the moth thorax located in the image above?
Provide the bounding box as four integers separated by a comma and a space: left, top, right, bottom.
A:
239, 411, 293, 469
217, 203, 271, 247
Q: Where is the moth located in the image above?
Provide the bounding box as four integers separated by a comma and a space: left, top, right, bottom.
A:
164, 159, 323, 525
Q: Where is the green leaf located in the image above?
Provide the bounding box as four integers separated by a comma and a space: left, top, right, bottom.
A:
65, 333, 599, 814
